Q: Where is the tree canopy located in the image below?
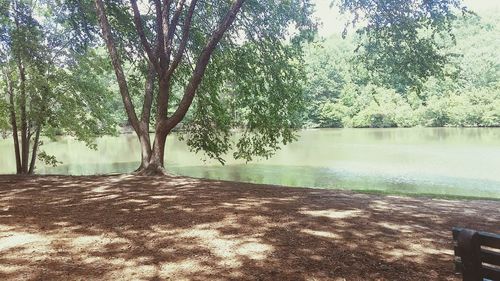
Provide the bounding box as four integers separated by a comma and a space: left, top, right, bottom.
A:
67, 0, 317, 174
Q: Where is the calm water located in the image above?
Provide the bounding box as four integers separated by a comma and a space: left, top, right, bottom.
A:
1, 128, 499, 198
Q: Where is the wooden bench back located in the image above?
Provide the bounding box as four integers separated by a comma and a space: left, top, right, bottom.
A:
452, 227, 500, 281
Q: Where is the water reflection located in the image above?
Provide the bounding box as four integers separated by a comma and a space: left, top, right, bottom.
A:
0, 128, 499, 198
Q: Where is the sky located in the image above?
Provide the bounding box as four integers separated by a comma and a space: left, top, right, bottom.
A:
313, 0, 500, 37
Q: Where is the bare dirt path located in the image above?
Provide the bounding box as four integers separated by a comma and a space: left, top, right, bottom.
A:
0, 175, 498, 280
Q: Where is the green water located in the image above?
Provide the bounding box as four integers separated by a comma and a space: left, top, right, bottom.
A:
1, 128, 499, 198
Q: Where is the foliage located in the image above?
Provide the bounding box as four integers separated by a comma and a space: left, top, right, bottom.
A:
0, 0, 118, 173
0, 98, 8, 130
302, 10, 500, 128
37, 150, 62, 167
72, 0, 317, 168
336, 0, 465, 93
67, 0, 467, 168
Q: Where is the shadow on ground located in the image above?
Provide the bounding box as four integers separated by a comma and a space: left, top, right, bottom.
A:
0, 175, 498, 280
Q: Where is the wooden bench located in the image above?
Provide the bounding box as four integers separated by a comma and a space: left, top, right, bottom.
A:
453, 227, 500, 281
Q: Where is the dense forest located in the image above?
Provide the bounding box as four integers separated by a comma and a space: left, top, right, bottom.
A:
303, 11, 500, 128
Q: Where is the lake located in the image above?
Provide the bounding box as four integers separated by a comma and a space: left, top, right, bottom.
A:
1, 128, 499, 199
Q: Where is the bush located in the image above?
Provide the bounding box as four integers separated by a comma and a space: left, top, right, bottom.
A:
352, 106, 397, 128
481, 99, 500, 126
318, 102, 347, 127
394, 104, 420, 127
421, 97, 450, 127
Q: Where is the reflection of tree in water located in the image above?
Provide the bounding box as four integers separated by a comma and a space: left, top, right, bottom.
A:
228, 166, 243, 182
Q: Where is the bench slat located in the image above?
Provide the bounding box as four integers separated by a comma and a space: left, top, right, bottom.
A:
480, 232, 500, 249
482, 248, 500, 266
483, 265, 500, 281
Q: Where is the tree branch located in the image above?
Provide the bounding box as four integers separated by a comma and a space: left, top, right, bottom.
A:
28, 125, 41, 174
141, 64, 155, 124
154, 0, 168, 70
161, 0, 171, 59
166, 0, 197, 79
165, 0, 186, 59
17, 58, 29, 173
155, 0, 196, 121
95, 0, 141, 134
130, 0, 160, 72
165, 0, 245, 131
3, 67, 22, 173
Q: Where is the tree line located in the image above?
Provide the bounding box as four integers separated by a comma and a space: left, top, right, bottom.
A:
302, 10, 500, 128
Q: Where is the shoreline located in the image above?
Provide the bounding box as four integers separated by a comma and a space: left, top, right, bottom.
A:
1, 173, 499, 202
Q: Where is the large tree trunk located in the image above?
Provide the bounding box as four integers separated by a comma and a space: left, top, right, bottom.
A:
135, 65, 155, 172
135, 131, 168, 176
151, 131, 167, 166
135, 130, 152, 171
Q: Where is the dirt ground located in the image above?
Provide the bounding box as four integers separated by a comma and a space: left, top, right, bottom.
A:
0, 175, 498, 281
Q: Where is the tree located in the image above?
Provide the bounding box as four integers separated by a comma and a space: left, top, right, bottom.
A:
87, 0, 316, 175
0, 0, 117, 174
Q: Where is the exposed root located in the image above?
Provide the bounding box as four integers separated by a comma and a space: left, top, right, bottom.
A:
133, 164, 168, 176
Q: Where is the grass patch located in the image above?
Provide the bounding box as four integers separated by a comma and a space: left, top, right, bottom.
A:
351, 189, 500, 201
